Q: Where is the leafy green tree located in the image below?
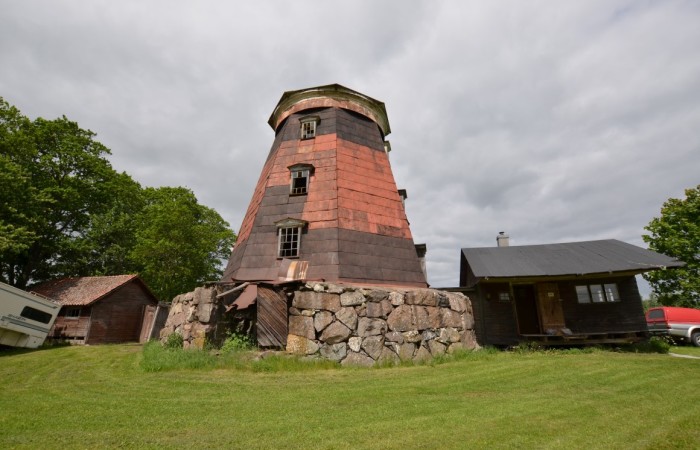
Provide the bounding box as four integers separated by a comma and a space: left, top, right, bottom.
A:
0, 98, 121, 287
1, 98, 236, 299
642, 185, 700, 307
130, 187, 236, 301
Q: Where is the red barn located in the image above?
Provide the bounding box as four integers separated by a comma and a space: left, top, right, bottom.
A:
33, 275, 159, 344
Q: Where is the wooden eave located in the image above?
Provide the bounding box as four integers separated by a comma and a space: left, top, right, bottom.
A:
474, 269, 651, 285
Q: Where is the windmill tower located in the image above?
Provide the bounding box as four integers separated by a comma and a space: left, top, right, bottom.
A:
222, 84, 427, 287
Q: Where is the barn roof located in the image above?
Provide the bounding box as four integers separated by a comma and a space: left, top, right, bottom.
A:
461, 239, 684, 279
32, 275, 155, 306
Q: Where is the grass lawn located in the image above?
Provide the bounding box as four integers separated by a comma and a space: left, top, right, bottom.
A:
1, 344, 698, 449
669, 345, 700, 357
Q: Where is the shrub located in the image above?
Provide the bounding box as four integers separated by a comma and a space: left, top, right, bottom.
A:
220, 332, 255, 353
622, 336, 671, 354
163, 332, 183, 350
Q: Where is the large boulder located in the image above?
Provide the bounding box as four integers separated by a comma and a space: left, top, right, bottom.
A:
320, 342, 347, 361
319, 321, 352, 344
287, 335, 320, 355
357, 317, 387, 337
387, 305, 414, 332
293, 291, 341, 312
340, 291, 365, 307
289, 315, 315, 340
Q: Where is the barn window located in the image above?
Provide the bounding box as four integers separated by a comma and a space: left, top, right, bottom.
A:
576, 283, 620, 303
300, 115, 320, 140
275, 218, 307, 258
289, 164, 314, 196
65, 307, 81, 319
20, 306, 53, 324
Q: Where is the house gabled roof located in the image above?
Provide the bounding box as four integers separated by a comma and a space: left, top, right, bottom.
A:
31, 274, 156, 306
461, 239, 684, 279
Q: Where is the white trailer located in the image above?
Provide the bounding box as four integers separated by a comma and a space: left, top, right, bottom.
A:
0, 281, 60, 348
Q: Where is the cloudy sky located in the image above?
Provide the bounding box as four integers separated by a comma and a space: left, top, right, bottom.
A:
2, 1, 699, 291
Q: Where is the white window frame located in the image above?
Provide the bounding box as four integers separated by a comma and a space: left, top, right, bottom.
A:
575, 283, 620, 304
288, 164, 314, 196
274, 218, 307, 259
300, 115, 320, 140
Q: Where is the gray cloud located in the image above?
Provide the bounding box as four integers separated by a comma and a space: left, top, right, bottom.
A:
1, 1, 698, 292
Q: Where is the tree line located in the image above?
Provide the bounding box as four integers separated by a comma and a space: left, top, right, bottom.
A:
0, 97, 235, 301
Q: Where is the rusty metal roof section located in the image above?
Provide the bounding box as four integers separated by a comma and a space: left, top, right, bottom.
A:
462, 239, 685, 279
222, 85, 427, 288
278, 259, 309, 281
31, 274, 155, 306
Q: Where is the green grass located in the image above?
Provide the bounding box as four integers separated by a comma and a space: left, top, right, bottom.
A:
1, 344, 698, 449
669, 345, 700, 357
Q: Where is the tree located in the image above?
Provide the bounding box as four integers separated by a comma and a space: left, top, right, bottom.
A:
130, 187, 236, 301
0, 97, 122, 287
642, 185, 700, 307
1, 98, 236, 299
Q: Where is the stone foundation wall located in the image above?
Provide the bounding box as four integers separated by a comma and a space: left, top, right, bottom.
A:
286, 283, 477, 366
159, 282, 478, 364
159, 286, 222, 349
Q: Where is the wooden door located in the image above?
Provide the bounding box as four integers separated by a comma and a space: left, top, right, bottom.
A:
139, 304, 156, 343
256, 286, 288, 348
536, 283, 565, 331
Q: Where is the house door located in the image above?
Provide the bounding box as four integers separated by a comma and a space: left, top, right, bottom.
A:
536, 283, 565, 332
513, 285, 540, 334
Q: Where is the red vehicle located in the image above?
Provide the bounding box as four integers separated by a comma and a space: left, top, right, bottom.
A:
646, 306, 700, 347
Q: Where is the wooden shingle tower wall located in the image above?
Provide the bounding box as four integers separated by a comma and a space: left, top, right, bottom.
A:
222, 84, 427, 287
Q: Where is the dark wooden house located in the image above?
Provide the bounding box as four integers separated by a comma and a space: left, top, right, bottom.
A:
33, 275, 160, 344
458, 239, 684, 346
221, 84, 427, 288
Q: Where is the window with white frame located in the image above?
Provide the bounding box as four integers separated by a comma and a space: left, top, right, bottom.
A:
575, 283, 620, 303
289, 164, 313, 195
275, 218, 307, 258
300, 115, 320, 140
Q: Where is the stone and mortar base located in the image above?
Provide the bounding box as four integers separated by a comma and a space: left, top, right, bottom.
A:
159, 286, 226, 349
287, 283, 478, 366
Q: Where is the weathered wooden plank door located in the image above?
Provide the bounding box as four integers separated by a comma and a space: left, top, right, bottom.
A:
139, 304, 157, 343
536, 283, 565, 331
256, 286, 288, 348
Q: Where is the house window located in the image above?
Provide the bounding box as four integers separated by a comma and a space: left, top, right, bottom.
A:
275, 218, 307, 258
65, 307, 81, 319
300, 115, 320, 140
576, 283, 620, 303
20, 306, 53, 324
289, 164, 314, 195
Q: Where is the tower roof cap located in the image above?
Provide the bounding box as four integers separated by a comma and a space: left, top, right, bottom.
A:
268, 83, 391, 136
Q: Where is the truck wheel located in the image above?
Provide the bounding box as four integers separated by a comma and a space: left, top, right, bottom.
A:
692, 331, 700, 347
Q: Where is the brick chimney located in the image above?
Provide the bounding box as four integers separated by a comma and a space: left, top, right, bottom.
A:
497, 231, 510, 247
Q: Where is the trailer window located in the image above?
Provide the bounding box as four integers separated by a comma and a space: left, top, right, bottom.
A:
20, 306, 53, 324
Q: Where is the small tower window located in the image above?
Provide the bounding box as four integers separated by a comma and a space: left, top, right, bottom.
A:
288, 163, 314, 195
275, 218, 308, 258
300, 115, 320, 140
